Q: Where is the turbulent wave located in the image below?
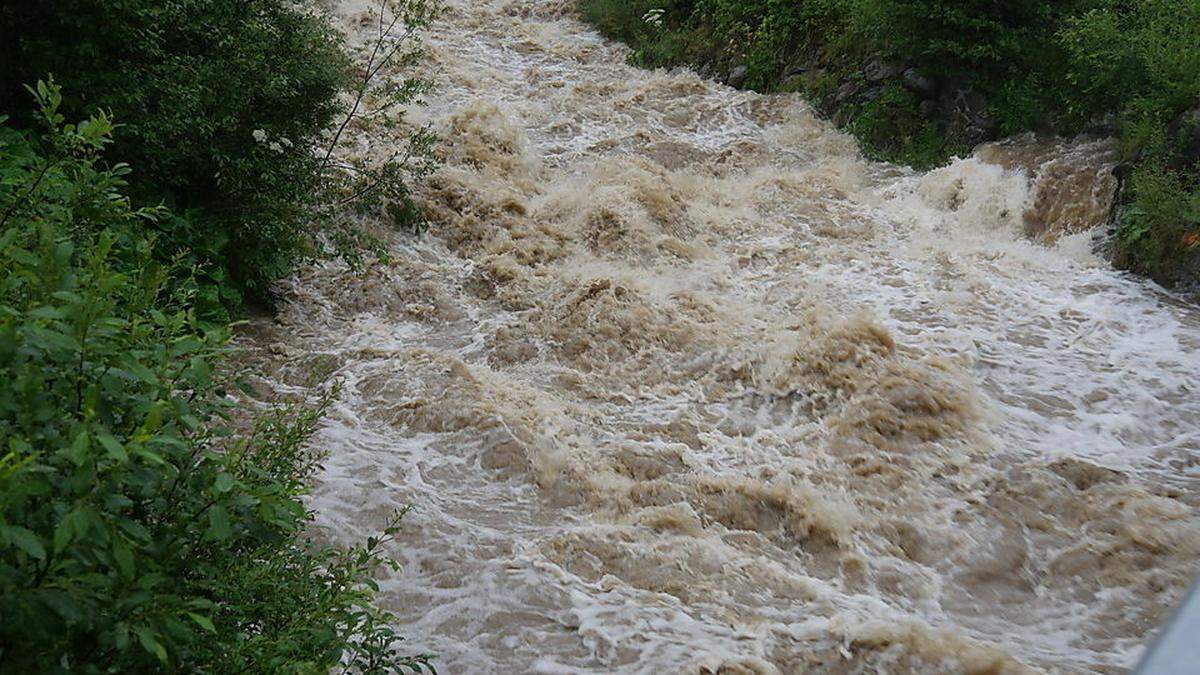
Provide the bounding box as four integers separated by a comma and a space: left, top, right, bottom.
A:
244, 1, 1200, 672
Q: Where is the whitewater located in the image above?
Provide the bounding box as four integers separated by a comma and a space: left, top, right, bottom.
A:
244, 1, 1200, 672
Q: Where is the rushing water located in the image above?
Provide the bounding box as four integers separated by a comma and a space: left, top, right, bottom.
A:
245, 1, 1200, 672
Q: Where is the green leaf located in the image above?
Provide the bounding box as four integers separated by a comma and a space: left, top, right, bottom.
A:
131, 445, 168, 466
53, 515, 75, 554
28, 305, 67, 321
1, 525, 46, 560
26, 326, 79, 352
186, 612, 216, 633
98, 434, 128, 462
64, 430, 90, 466
134, 625, 168, 664
52, 508, 99, 554
142, 403, 164, 433
127, 362, 159, 384
213, 472, 235, 494
205, 506, 232, 541
112, 539, 135, 579
189, 355, 211, 385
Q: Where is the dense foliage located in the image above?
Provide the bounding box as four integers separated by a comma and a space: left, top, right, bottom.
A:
0, 0, 436, 314
1, 0, 441, 668
0, 83, 434, 674
577, 0, 1200, 288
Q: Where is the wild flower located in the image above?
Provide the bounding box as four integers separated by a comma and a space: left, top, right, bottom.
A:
642, 8, 665, 28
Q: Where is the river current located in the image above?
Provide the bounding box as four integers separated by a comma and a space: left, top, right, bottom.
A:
245, 1, 1200, 672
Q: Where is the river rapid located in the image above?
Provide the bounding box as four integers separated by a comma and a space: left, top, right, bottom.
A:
244, 1, 1200, 672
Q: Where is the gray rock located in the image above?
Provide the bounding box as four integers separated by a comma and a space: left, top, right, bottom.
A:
967, 113, 999, 140
862, 85, 886, 102
727, 65, 749, 88
834, 81, 861, 103
863, 60, 902, 82
902, 68, 936, 96
697, 61, 713, 79
965, 89, 988, 114
1085, 112, 1119, 135
937, 86, 974, 117
919, 99, 937, 118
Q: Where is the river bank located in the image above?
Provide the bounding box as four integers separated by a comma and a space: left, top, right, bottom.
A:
576, 0, 1200, 297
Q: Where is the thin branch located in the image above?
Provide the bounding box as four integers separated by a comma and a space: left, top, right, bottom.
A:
319, 0, 405, 174
0, 159, 59, 229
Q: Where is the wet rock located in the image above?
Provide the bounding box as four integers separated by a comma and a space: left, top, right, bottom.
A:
967, 113, 999, 140
727, 64, 749, 88
863, 59, 902, 82
834, 81, 861, 104
965, 89, 989, 115
939, 86, 983, 117
862, 85, 887, 103
902, 68, 936, 96
1085, 112, 1120, 136
933, 85, 997, 145
697, 61, 713, 80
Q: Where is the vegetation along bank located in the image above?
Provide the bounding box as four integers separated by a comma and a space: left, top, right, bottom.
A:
0, 0, 439, 671
578, 0, 1200, 292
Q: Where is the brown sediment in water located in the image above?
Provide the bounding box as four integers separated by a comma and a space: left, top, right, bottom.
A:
975, 134, 1120, 242
239, 0, 1200, 672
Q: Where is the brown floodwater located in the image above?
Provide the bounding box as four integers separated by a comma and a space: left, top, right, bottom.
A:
244, 1, 1200, 672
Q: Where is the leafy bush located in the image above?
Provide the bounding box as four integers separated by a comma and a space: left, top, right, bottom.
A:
850, 0, 1067, 77
0, 84, 433, 674
1, 0, 439, 314
845, 85, 956, 169
578, 0, 697, 67
1117, 164, 1200, 279
1060, 0, 1200, 134
691, 0, 851, 89
1058, 0, 1200, 278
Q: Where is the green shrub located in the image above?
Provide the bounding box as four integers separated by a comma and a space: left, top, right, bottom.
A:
845, 85, 958, 169
578, 0, 698, 67
1118, 164, 1200, 277
1058, 0, 1200, 276
1, 0, 352, 310
850, 0, 1066, 77
693, 0, 851, 87
580, 0, 670, 44
1, 0, 439, 314
0, 84, 433, 674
